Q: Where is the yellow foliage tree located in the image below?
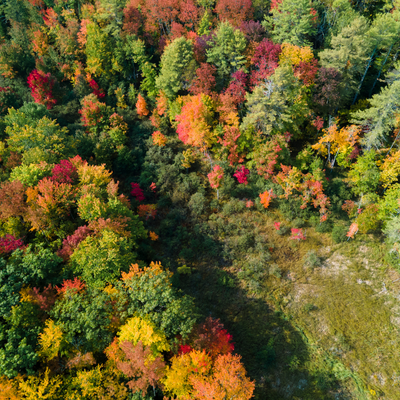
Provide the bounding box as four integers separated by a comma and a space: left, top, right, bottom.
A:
38, 319, 65, 361
18, 368, 62, 400
69, 365, 128, 400
279, 43, 314, 67
379, 149, 400, 188
0, 376, 20, 400
117, 316, 170, 357
312, 124, 361, 167
77, 163, 112, 188
162, 350, 211, 399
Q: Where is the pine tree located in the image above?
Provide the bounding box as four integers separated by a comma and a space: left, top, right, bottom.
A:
263, 0, 317, 47
156, 37, 194, 99
206, 22, 247, 85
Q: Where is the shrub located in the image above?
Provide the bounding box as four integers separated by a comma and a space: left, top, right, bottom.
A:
331, 224, 349, 243
303, 250, 323, 269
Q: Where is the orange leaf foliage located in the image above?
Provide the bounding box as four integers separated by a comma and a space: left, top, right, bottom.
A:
191, 353, 255, 400
149, 231, 159, 241
136, 94, 149, 117
176, 94, 214, 150
259, 188, 275, 208
346, 223, 359, 239
0, 376, 20, 400
152, 131, 167, 146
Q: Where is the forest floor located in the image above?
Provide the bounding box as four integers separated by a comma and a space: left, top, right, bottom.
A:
167, 209, 400, 400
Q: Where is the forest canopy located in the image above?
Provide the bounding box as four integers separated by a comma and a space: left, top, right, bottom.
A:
0, 0, 400, 398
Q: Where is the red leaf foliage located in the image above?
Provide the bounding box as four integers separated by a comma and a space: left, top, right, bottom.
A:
57, 277, 86, 295
51, 159, 78, 184
88, 79, 105, 99
189, 63, 217, 96
215, 0, 254, 26
27, 69, 57, 109
57, 225, 92, 261
130, 183, 145, 202
234, 166, 250, 185
27, 284, 57, 311
191, 317, 234, 358
0, 234, 24, 255
250, 39, 281, 87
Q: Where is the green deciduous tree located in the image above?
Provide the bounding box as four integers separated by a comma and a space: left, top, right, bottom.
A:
117, 262, 197, 338
347, 150, 380, 196
70, 229, 137, 288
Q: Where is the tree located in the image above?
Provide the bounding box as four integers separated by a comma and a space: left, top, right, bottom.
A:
313, 67, 342, 116
117, 316, 170, 357
10, 162, 53, 187
107, 340, 166, 396
50, 286, 115, 353
241, 66, 309, 138
117, 262, 197, 337
259, 188, 275, 208
70, 229, 137, 288
263, 0, 317, 47
18, 368, 62, 399
319, 17, 372, 104
136, 94, 149, 117
156, 37, 194, 99
351, 71, 400, 150
189, 317, 234, 357
176, 94, 215, 150
191, 353, 255, 400
37, 319, 66, 362
347, 150, 380, 196
5, 111, 72, 164
206, 22, 247, 84
208, 165, 224, 189
250, 39, 281, 88
189, 63, 217, 95
27, 70, 57, 110
163, 350, 211, 398
0, 180, 27, 221
312, 124, 361, 168
215, 0, 253, 27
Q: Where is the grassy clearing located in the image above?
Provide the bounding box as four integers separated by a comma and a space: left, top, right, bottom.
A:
165, 207, 400, 399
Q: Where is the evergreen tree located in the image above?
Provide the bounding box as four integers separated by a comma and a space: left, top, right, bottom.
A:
263, 0, 317, 47
351, 65, 400, 150
156, 37, 194, 99
319, 16, 371, 104
206, 22, 247, 85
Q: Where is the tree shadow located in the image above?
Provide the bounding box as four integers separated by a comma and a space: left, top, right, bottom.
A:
151, 214, 351, 399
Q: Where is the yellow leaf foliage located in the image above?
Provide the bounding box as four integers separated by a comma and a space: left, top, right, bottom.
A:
117, 316, 170, 357
38, 319, 65, 361
279, 43, 314, 67
380, 150, 400, 188
162, 350, 212, 399
18, 368, 62, 400
0, 376, 20, 400
71, 365, 103, 397
312, 124, 361, 161
77, 163, 112, 188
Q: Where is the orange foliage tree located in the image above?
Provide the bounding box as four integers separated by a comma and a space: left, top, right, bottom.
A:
136, 93, 149, 117
190, 353, 255, 400
176, 94, 215, 150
